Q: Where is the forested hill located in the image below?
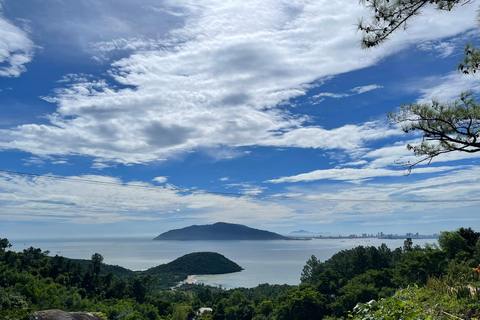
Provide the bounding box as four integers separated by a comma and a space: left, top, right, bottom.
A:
153, 222, 289, 240
71, 251, 242, 279
143, 252, 243, 276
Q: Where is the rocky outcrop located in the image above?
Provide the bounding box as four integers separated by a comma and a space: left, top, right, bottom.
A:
30, 309, 105, 320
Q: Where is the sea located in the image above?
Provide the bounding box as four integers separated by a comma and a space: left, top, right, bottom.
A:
8, 237, 435, 289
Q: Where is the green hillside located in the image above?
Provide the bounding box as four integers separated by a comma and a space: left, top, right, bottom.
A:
2, 228, 480, 319
142, 252, 243, 276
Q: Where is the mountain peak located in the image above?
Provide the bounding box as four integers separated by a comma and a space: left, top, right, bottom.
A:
153, 222, 289, 241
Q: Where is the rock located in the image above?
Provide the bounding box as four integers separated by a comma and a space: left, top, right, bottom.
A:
30, 309, 105, 320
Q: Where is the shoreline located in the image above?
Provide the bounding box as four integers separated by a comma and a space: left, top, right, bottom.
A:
184, 275, 198, 284
173, 275, 198, 289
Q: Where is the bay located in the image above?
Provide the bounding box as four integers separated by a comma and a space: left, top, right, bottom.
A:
9, 237, 435, 289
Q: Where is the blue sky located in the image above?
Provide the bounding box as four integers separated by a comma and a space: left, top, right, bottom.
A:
1, 0, 480, 239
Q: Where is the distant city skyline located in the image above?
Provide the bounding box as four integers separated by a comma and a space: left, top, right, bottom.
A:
290, 229, 438, 239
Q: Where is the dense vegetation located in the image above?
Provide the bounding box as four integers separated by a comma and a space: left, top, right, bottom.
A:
2, 227, 480, 319
143, 252, 243, 277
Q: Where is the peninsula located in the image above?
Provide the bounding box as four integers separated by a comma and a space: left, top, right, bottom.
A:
73, 251, 241, 288
153, 222, 290, 240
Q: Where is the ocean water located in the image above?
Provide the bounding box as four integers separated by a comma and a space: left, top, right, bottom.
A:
9, 237, 435, 289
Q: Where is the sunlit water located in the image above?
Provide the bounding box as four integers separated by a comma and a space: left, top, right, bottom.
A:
9, 237, 435, 289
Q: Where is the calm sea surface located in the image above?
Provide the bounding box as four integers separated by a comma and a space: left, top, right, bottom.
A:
9, 237, 435, 289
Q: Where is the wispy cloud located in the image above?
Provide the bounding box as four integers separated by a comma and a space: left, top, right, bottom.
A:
311, 84, 383, 102
0, 0, 477, 166
1, 167, 479, 232
0, 14, 35, 77
259, 121, 401, 152
0, 172, 294, 225
351, 85, 383, 94
414, 71, 480, 104
265, 166, 460, 184
417, 29, 480, 58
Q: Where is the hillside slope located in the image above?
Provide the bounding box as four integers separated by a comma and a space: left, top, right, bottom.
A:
153, 222, 289, 240
142, 252, 243, 276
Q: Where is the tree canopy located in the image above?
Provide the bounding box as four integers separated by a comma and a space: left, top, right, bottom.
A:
359, 0, 480, 171
2, 229, 480, 319
0, 238, 12, 251
358, 0, 470, 49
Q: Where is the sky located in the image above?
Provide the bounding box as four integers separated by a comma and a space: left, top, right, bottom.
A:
1, 0, 480, 240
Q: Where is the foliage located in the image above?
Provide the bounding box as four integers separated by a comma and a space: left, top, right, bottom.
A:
358, 0, 468, 49
352, 269, 480, 320
388, 92, 480, 170
143, 252, 243, 277
459, 43, 480, 75
2, 228, 480, 319
439, 229, 470, 260
393, 246, 447, 286
0, 238, 12, 251
275, 284, 327, 320
300, 255, 323, 284
0, 245, 194, 319
350, 288, 435, 320
359, 0, 480, 170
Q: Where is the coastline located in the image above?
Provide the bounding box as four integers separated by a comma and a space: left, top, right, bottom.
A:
184, 275, 197, 284
172, 275, 198, 289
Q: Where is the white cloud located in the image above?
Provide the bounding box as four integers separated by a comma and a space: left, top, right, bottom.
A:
414, 72, 480, 104
417, 29, 480, 58
417, 41, 456, 58
344, 160, 368, 167
312, 84, 383, 101
0, 172, 294, 225
152, 176, 168, 184
0, 14, 35, 77
0, 0, 477, 164
0, 166, 479, 232
265, 166, 480, 229
313, 92, 349, 99
265, 166, 460, 183
351, 85, 383, 94
225, 182, 267, 196
259, 121, 401, 152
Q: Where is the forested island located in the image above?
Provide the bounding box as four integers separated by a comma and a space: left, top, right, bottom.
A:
143, 252, 243, 277
154, 222, 289, 241
2, 227, 480, 319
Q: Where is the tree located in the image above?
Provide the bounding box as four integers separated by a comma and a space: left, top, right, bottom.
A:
131, 275, 156, 303
458, 227, 480, 248
359, 0, 480, 171
300, 255, 324, 284
358, 0, 469, 49
0, 238, 12, 252
438, 230, 469, 259
438, 227, 480, 258
91, 253, 104, 279
388, 92, 480, 169
403, 237, 413, 253
275, 285, 327, 320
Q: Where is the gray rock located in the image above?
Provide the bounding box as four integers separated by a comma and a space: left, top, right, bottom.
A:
30, 309, 105, 320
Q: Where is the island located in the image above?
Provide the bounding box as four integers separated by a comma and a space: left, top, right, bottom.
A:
143, 252, 243, 276
153, 222, 290, 240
